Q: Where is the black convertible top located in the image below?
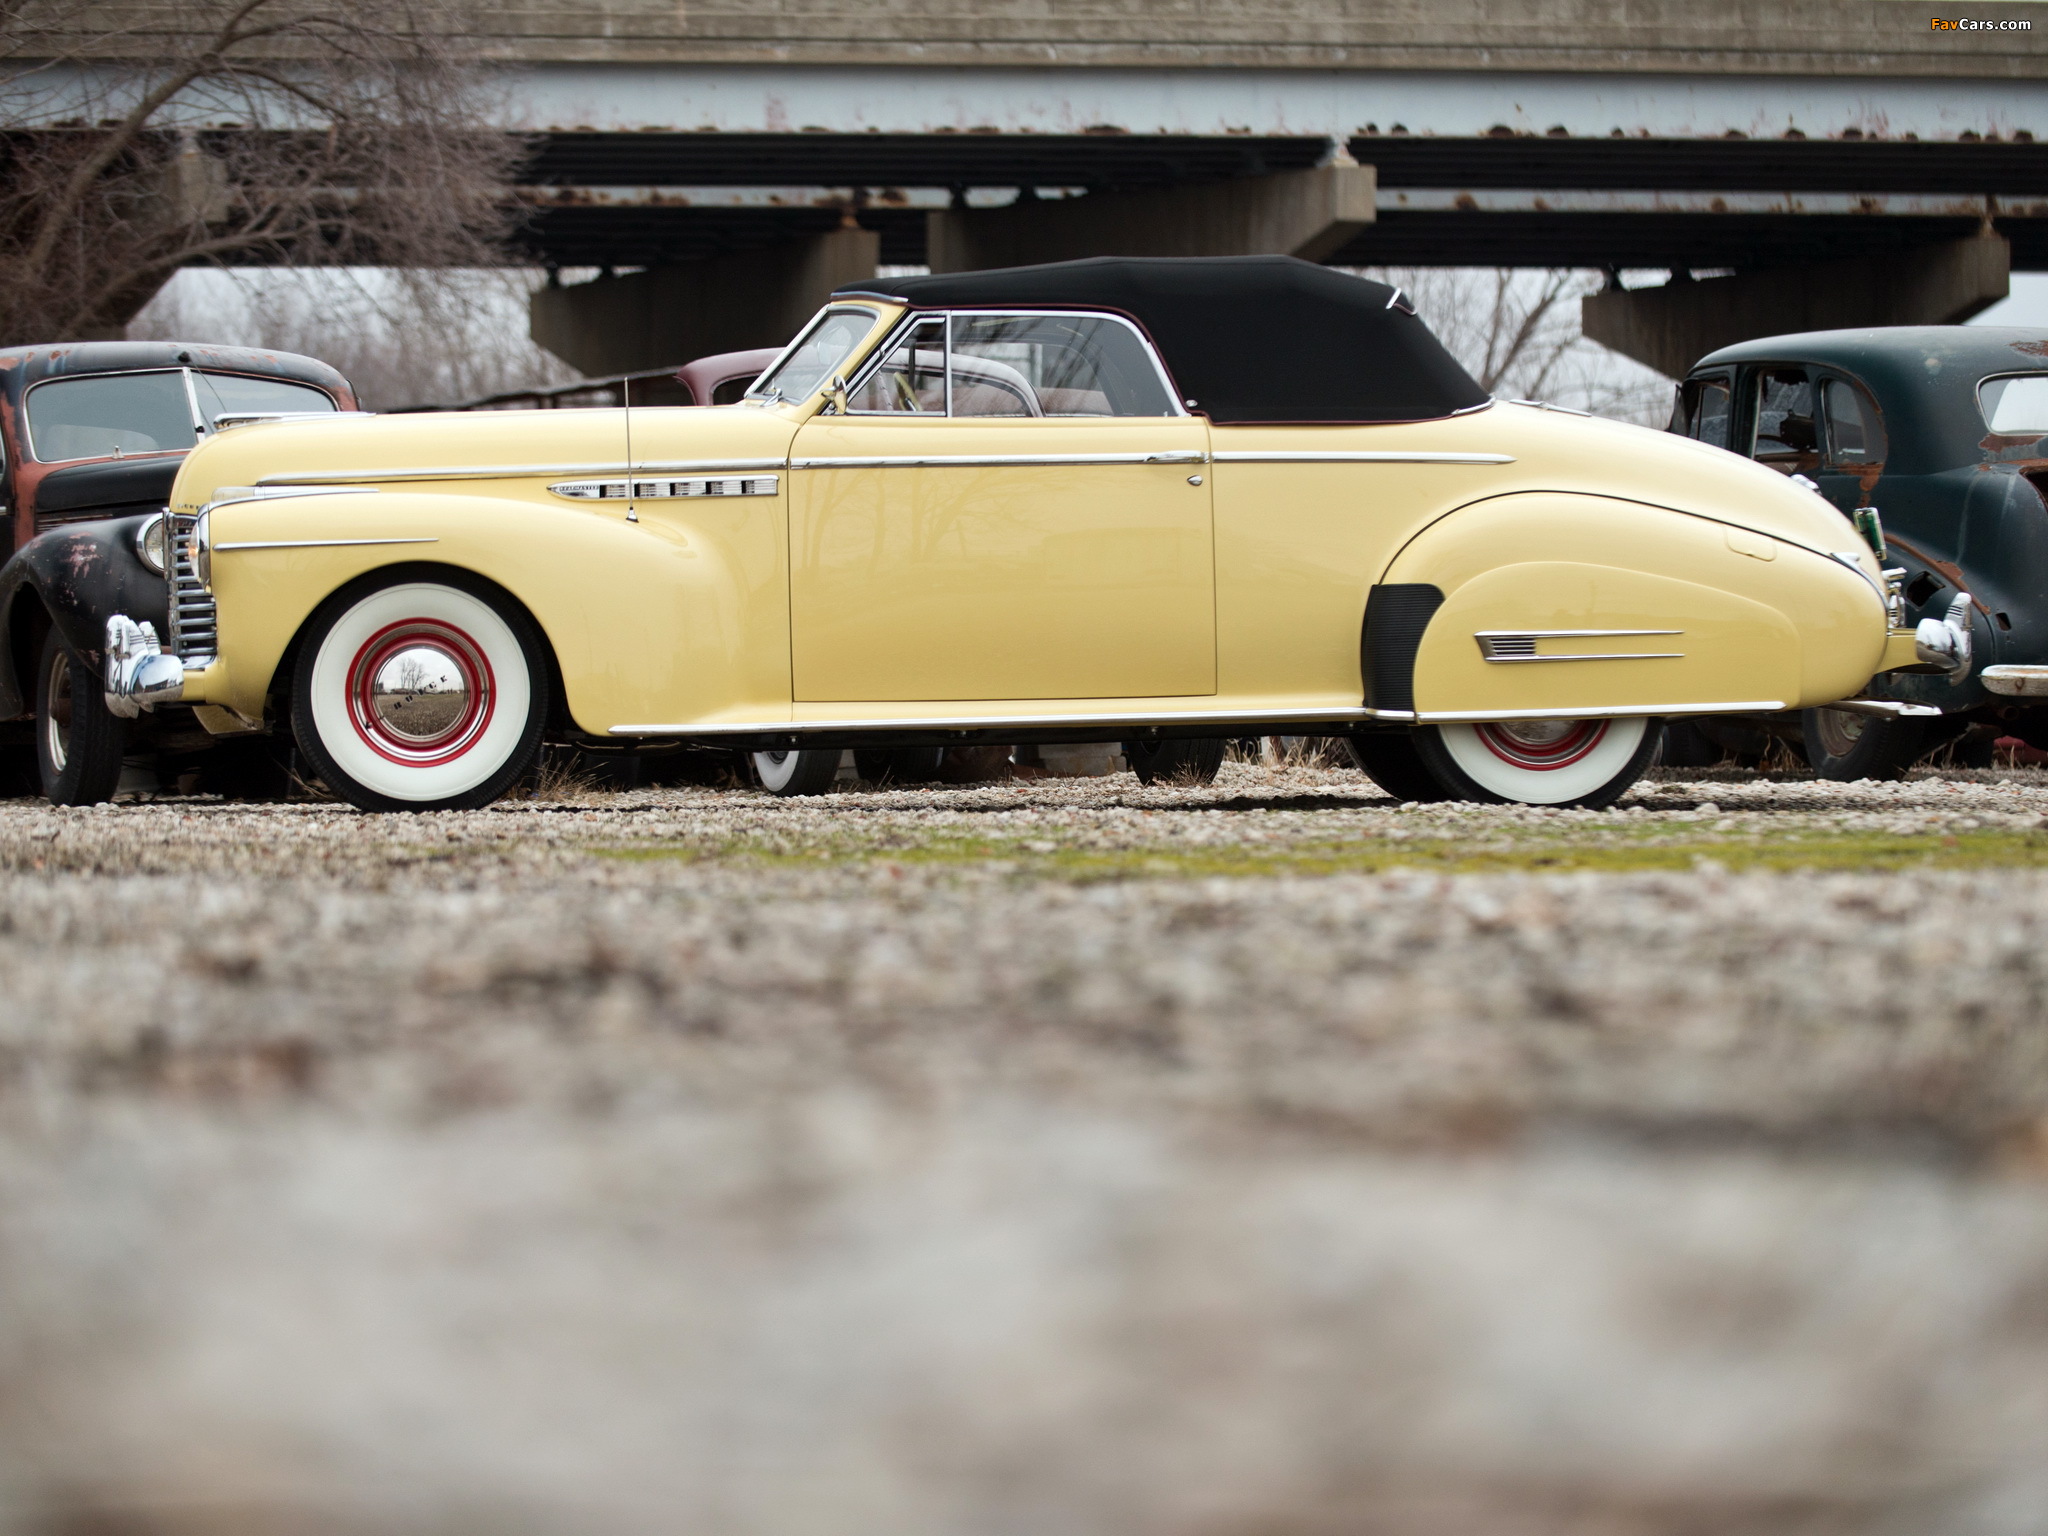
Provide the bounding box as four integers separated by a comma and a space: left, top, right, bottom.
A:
833, 256, 1490, 425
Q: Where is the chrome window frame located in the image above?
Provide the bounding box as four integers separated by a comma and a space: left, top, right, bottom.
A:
24, 366, 339, 463
743, 304, 883, 404
1976, 371, 2048, 435
842, 308, 1186, 420
842, 313, 951, 417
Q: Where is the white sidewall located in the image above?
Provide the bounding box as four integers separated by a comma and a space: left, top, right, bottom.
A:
309, 583, 532, 803
752, 751, 800, 791
1437, 718, 1649, 805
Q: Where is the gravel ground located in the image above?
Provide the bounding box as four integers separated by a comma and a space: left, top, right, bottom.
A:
3, 763, 2048, 1535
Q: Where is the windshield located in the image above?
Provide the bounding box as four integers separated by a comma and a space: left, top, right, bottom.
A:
1980, 374, 2048, 435
190, 371, 335, 427
26, 372, 195, 461
749, 307, 878, 403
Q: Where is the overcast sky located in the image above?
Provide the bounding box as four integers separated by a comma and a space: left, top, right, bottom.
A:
1972, 272, 2048, 327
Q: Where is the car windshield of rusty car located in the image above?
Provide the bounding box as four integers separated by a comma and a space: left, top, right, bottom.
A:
26, 369, 337, 462
1980, 373, 2048, 434
747, 306, 879, 402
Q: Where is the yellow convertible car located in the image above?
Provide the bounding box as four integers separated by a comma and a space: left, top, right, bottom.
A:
104, 256, 1930, 811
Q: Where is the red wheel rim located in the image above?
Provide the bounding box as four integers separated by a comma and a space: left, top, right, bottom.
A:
1473, 719, 1608, 772
346, 618, 496, 767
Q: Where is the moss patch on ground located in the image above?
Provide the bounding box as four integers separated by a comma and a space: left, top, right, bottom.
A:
600, 824, 2048, 881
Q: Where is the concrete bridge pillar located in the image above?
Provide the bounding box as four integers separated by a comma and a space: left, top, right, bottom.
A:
530, 226, 879, 377
926, 162, 1375, 273
1581, 232, 2011, 379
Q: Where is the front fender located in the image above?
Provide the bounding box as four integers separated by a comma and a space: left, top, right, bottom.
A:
192, 487, 792, 732
1381, 493, 1889, 719
0, 515, 169, 718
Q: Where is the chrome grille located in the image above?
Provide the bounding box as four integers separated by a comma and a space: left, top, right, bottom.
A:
168, 512, 216, 663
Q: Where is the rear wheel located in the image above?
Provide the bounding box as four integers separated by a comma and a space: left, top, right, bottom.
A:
752, 749, 841, 796
1343, 730, 1451, 802
1801, 707, 1924, 781
37, 627, 126, 806
1122, 737, 1225, 786
291, 574, 548, 812
1413, 717, 1657, 809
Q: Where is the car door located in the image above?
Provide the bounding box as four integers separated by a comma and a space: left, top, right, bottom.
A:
1812, 372, 1888, 516
1742, 365, 1822, 479
786, 310, 1214, 703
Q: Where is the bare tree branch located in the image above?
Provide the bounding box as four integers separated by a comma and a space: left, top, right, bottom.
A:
0, 0, 521, 343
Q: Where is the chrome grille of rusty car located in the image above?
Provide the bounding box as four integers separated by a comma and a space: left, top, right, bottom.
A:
167, 513, 216, 664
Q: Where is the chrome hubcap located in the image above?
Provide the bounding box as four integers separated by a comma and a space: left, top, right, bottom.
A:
346, 620, 494, 766
368, 643, 471, 742
1473, 717, 1609, 772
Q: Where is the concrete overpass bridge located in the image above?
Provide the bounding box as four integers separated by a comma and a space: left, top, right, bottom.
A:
51, 0, 2048, 376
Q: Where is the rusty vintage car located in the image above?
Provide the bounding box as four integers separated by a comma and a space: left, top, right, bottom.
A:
0, 342, 355, 803
1672, 326, 2048, 777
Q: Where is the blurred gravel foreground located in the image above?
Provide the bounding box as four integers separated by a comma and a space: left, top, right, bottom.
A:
4, 764, 2048, 1536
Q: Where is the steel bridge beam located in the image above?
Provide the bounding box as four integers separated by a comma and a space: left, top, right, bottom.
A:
528, 227, 879, 377
1580, 233, 2012, 378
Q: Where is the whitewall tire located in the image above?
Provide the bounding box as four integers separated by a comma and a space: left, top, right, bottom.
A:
292, 574, 548, 811
752, 748, 841, 796
1414, 717, 1658, 809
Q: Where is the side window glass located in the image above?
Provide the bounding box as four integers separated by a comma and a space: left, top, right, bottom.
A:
948, 314, 1174, 419
1751, 368, 1818, 471
847, 318, 945, 414
1821, 377, 1886, 468
1678, 376, 1732, 448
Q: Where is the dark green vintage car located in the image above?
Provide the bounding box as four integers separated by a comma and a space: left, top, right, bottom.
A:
1672, 326, 2048, 777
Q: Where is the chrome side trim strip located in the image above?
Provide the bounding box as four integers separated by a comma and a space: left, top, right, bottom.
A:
1418, 701, 1786, 722
1473, 629, 1684, 638
550, 475, 778, 501
790, 452, 1202, 470
1208, 450, 1514, 465
1475, 628, 1685, 663
1479, 653, 1686, 664
214, 538, 439, 552
257, 459, 786, 486
202, 486, 375, 512
613, 698, 1796, 735
610, 704, 1400, 736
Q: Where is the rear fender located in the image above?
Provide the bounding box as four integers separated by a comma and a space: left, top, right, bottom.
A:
0, 515, 168, 718
1380, 493, 1887, 718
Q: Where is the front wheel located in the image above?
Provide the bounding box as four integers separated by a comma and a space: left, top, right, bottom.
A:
291, 574, 548, 812
37, 626, 127, 806
1412, 717, 1657, 809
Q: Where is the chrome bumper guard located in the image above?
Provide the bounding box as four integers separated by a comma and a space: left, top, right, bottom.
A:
103, 614, 193, 717
1913, 592, 1974, 680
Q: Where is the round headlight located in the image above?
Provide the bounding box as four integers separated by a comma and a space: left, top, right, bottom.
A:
192, 510, 212, 591
134, 512, 169, 575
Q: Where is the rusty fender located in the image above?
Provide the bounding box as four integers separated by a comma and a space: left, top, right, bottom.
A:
0, 515, 169, 719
